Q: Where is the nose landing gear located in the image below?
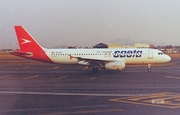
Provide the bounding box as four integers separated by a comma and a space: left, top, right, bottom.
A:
148, 64, 151, 72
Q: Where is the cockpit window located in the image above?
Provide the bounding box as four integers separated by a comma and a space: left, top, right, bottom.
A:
158, 52, 164, 55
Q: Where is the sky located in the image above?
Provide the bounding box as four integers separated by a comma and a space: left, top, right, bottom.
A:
1, 0, 180, 49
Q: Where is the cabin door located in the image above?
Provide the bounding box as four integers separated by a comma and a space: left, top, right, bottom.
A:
148, 50, 153, 59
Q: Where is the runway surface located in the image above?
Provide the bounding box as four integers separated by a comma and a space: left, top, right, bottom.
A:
0, 56, 180, 115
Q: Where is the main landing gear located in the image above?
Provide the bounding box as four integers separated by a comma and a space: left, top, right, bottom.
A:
148, 64, 151, 72
92, 67, 99, 73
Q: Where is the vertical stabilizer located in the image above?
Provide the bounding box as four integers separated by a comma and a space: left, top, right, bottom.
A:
13, 26, 52, 63
14, 26, 43, 52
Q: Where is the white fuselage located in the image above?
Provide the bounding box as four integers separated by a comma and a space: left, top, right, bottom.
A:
43, 48, 171, 65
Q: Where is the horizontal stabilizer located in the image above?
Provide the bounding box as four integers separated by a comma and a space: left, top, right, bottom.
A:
11, 51, 33, 57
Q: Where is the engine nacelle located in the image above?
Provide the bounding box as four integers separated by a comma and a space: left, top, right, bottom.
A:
105, 62, 125, 70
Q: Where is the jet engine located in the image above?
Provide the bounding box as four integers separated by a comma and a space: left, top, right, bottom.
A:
105, 62, 125, 70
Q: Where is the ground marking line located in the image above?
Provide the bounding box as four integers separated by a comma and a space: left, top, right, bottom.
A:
110, 92, 180, 109
57, 76, 68, 80
90, 77, 96, 80
0, 75, 11, 79
2, 104, 111, 112
1, 108, 123, 114
22, 66, 30, 69
165, 76, 180, 80
24, 75, 39, 80
52, 109, 123, 115
82, 66, 89, 70
0, 91, 155, 97
53, 66, 60, 69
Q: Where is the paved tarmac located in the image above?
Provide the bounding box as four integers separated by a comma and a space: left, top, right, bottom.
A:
0, 57, 180, 115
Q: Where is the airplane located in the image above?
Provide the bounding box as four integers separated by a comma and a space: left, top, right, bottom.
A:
12, 26, 171, 72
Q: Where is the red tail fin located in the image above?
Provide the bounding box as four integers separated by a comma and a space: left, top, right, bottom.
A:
13, 26, 52, 63
14, 26, 43, 52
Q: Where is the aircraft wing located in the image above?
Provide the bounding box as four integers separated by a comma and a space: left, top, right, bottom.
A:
73, 56, 125, 65
76, 56, 117, 61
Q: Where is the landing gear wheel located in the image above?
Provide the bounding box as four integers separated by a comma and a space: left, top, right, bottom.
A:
148, 64, 151, 72
92, 67, 98, 73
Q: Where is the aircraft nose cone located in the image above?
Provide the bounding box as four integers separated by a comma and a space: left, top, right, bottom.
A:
165, 55, 171, 62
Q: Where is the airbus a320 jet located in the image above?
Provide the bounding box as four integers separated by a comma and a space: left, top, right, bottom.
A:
12, 26, 171, 72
